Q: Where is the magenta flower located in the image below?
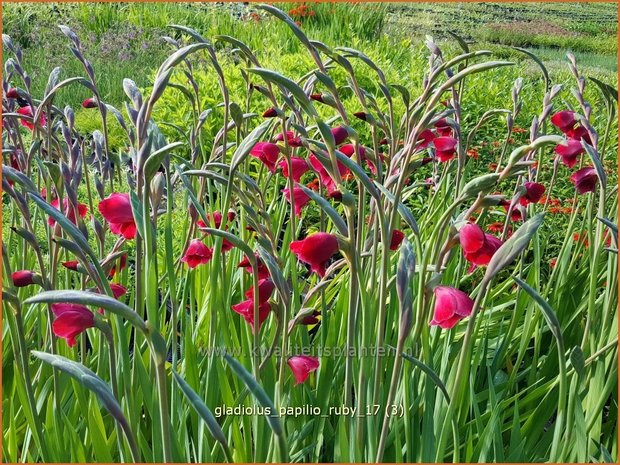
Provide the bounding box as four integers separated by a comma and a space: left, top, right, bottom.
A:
16, 106, 46, 131
433, 137, 457, 162
82, 98, 97, 109
430, 286, 474, 329
283, 187, 311, 217
519, 182, 546, 206
434, 118, 453, 137
11, 270, 38, 287
417, 129, 436, 149
181, 240, 213, 268
275, 131, 302, 147
308, 153, 349, 195
390, 230, 405, 251
554, 139, 584, 168
62, 261, 80, 271
231, 279, 275, 333
48, 198, 88, 227
566, 125, 592, 145
237, 253, 271, 280
51, 303, 94, 347
570, 166, 598, 194
551, 110, 577, 133
287, 355, 320, 385
290, 232, 339, 277
278, 156, 309, 182
331, 126, 348, 145
460, 223, 503, 271
250, 142, 280, 173
262, 107, 278, 118
98, 193, 137, 239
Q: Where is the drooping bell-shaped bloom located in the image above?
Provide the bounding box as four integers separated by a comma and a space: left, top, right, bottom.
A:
181, 239, 213, 268
519, 182, 546, 206
51, 303, 95, 347
278, 156, 309, 182
570, 166, 598, 194
290, 232, 339, 277
231, 300, 272, 333
48, 198, 88, 227
390, 230, 405, 251
82, 98, 97, 109
331, 126, 348, 145
16, 106, 46, 131
275, 131, 302, 147
196, 211, 235, 252
434, 118, 453, 137
237, 253, 271, 280
550, 110, 577, 133
98, 193, 137, 239
231, 279, 275, 333
287, 355, 320, 385
554, 139, 584, 168
500, 200, 523, 222
459, 223, 503, 270
299, 310, 321, 325
11, 270, 38, 287
566, 125, 592, 145
417, 129, 436, 149
341, 143, 377, 174
433, 137, 457, 162
430, 286, 474, 329
250, 142, 280, 173
308, 153, 348, 195
283, 187, 311, 217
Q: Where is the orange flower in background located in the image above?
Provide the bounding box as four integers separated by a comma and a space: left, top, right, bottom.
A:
487, 222, 504, 233
488, 162, 498, 170
467, 148, 479, 159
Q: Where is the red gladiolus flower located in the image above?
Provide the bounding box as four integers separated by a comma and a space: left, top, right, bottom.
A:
196, 211, 235, 252
238, 253, 271, 280
308, 153, 348, 195
566, 125, 592, 144
353, 111, 368, 121
278, 157, 309, 182
82, 98, 97, 108
181, 239, 213, 268
520, 182, 546, 206
300, 310, 321, 325
250, 142, 280, 173
570, 166, 598, 194
109, 283, 127, 299
62, 260, 80, 271
11, 270, 38, 287
108, 254, 127, 278
287, 355, 320, 385
551, 110, 577, 133
459, 223, 503, 271
5, 87, 19, 99
430, 286, 474, 329
231, 279, 275, 333
283, 187, 311, 217
554, 139, 584, 168
390, 230, 405, 250
232, 300, 272, 333
417, 129, 436, 149
500, 200, 523, 221
290, 232, 339, 277
275, 131, 302, 147
98, 193, 137, 239
48, 198, 88, 227
51, 303, 95, 347
434, 118, 453, 137
331, 126, 348, 145
16, 106, 46, 130
262, 107, 278, 118
433, 137, 457, 162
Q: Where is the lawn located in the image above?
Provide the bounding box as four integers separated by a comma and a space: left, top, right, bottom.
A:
2, 2, 618, 463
